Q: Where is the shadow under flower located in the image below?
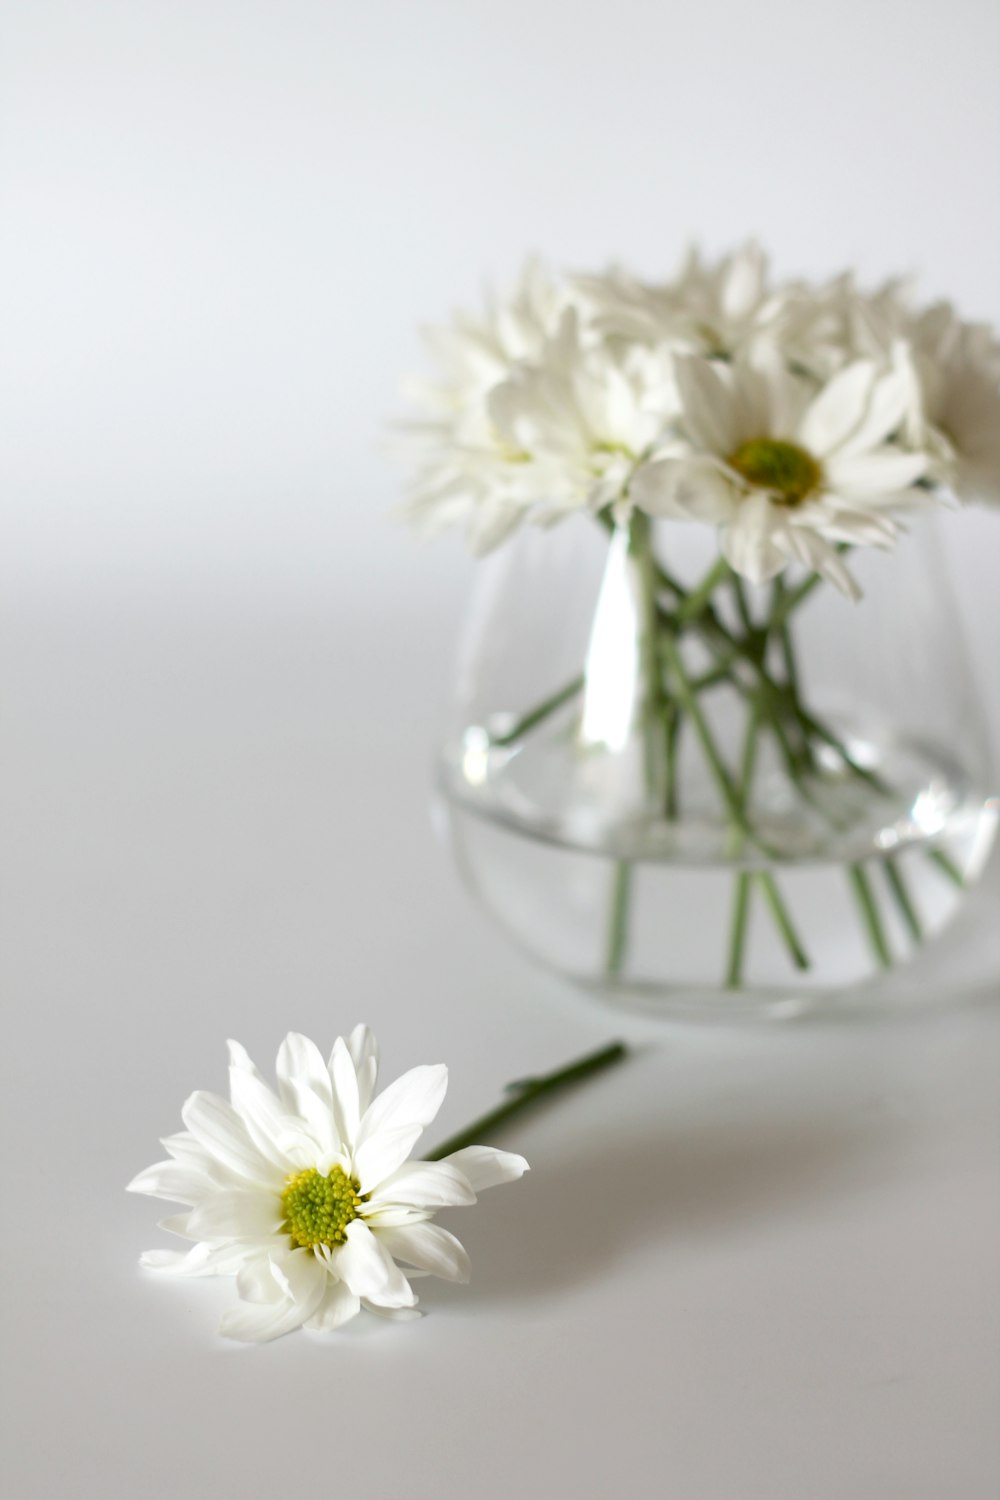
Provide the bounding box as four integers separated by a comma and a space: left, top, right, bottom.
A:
431, 1105, 909, 1309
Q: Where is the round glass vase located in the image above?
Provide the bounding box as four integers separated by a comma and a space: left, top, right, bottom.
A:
435, 512, 997, 1016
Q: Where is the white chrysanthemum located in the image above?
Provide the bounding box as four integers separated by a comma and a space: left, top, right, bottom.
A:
769, 273, 909, 380
573, 241, 786, 359
900, 301, 1000, 505
400, 308, 678, 549
128, 1027, 528, 1343
412, 257, 567, 403
631, 351, 930, 598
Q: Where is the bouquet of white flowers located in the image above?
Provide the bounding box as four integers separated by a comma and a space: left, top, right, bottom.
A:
397, 245, 999, 1004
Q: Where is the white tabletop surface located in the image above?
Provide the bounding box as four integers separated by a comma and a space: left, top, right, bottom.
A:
3, 583, 998, 1500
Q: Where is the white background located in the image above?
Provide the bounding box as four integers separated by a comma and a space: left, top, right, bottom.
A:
2, 4, 999, 1497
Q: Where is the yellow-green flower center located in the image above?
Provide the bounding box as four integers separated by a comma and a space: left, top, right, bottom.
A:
281, 1166, 362, 1249
727, 438, 821, 506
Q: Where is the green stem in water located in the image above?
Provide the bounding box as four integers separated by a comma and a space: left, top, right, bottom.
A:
928, 848, 966, 888
883, 855, 923, 945
604, 860, 632, 978
491, 674, 584, 748
756, 873, 810, 970
425, 1040, 628, 1160
629, 511, 670, 804
664, 703, 681, 819
768, 570, 823, 632
661, 632, 746, 835
848, 863, 892, 970
725, 874, 754, 988
723, 699, 761, 988
675, 556, 731, 625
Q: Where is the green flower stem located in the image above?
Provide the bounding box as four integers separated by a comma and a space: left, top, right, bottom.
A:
725, 700, 761, 988
691, 654, 740, 691
629, 511, 670, 804
848, 863, 893, 970
653, 556, 882, 789
756, 873, 810, 969
675, 556, 731, 625
425, 1040, 628, 1160
779, 620, 802, 708
661, 632, 745, 835
725, 874, 754, 988
928, 848, 966, 888
664, 702, 681, 819
768, 570, 823, 632
730, 573, 758, 645
599, 512, 672, 980
604, 860, 632, 977
490, 674, 584, 748
789, 701, 889, 795
663, 632, 809, 975
883, 855, 923, 945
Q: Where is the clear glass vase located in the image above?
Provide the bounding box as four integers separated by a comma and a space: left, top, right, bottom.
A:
435, 513, 997, 1016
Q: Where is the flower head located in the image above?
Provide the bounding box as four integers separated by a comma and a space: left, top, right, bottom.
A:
631, 349, 930, 597
574, 240, 785, 359
128, 1027, 528, 1342
901, 301, 1000, 505
399, 306, 677, 547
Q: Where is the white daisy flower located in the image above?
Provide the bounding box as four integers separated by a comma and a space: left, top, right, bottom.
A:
573, 240, 786, 360
396, 259, 573, 553
128, 1027, 529, 1343
631, 350, 930, 598
770, 272, 908, 380
901, 301, 1000, 505
400, 308, 677, 549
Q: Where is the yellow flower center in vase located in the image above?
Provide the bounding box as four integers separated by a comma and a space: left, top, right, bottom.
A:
281, 1166, 363, 1249
727, 438, 822, 506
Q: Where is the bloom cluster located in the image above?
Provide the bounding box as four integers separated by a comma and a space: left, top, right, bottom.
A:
399, 245, 1000, 596
128, 1027, 528, 1342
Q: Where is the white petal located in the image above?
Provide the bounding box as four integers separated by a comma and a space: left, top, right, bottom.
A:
798, 361, 875, 457
353, 1125, 425, 1191
236, 1253, 288, 1305
219, 1250, 326, 1342
140, 1241, 254, 1277
156, 1212, 195, 1238
721, 493, 785, 584
437, 1146, 530, 1192
374, 1223, 471, 1284
328, 1037, 361, 1152
304, 1280, 362, 1332
823, 449, 926, 498
353, 1063, 448, 1186
676, 357, 741, 454
367, 1159, 477, 1211
360, 1300, 423, 1322
329, 1220, 418, 1308
126, 1159, 222, 1205
159, 1132, 223, 1170
228, 1066, 317, 1169
345, 1025, 380, 1113
631, 456, 736, 523
275, 1033, 338, 1151
226, 1039, 264, 1081
835, 361, 913, 455
721, 241, 767, 323
181, 1091, 284, 1187
776, 528, 860, 599
185, 1189, 283, 1241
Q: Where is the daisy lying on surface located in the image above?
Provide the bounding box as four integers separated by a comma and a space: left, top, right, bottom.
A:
128, 1026, 529, 1343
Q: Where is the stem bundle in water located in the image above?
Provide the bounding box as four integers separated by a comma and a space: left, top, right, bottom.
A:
484, 513, 955, 991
